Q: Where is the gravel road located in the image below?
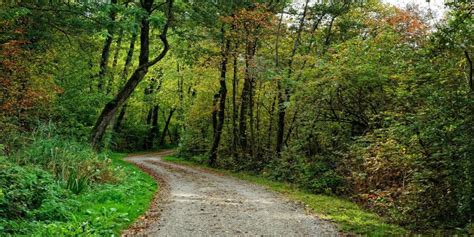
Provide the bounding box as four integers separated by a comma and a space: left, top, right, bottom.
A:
123, 151, 339, 236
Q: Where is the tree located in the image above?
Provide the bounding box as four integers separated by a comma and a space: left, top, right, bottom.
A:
97, 0, 118, 91
90, 0, 173, 150
208, 26, 231, 167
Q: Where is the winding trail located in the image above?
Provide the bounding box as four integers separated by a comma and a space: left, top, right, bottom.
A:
123, 150, 339, 236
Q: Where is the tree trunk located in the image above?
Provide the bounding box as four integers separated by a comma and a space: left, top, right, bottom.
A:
276, 0, 309, 156
98, 0, 118, 90
121, 31, 138, 83
465, 50, 473, 92
232, 47, 238, 157
267, 95, 276, 146
211, 93, 219, 133
238, 38, 257, 151
106, 27, 124, 94
112, 103, 127, 133
111, 31, 138, 135
248, 67, 255, 157
159, 108, 176, 146
91, 0, 172, 150
275, 82, 286, 155
145, 105, 159, 149
209, 27, 230, 167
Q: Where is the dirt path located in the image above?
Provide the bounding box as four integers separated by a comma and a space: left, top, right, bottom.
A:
123, 151, 339, 236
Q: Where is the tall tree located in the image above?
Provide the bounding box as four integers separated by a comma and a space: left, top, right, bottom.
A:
91, 0, 173, 150
112, 31, 138, 134
209, 26, 231, 167
98, 0, 118, 91
159, 107, 176, 146
276, 0, 309, 156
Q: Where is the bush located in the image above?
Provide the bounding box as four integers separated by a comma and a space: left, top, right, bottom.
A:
265, 150, 345, 195
0, 157, 73, 234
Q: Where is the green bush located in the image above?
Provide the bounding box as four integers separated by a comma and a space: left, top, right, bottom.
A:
265, 151, 345, 195
1, 151, 156, 236
0, 157, 73, 234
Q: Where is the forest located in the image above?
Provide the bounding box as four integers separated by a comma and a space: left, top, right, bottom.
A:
1, 0, 473, 235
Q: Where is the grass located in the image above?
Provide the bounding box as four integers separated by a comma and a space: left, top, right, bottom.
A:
1, 152, 157, 236
163, 155, 407, 236
64, 152, 157, 235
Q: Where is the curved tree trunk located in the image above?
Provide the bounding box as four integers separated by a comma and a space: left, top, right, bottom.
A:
111, 31, 138, 135
91, 0, 172, 150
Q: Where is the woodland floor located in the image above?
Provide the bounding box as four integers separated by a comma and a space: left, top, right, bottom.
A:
122, 150, 339, 236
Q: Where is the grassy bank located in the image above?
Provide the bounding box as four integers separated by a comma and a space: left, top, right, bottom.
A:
0, 153, 156, 236
163, 156, 406, 236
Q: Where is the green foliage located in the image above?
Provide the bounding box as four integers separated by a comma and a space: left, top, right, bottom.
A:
265, 152, 345, 194
0, 157, 72, 234
27, 153, 156, 236
1, 153, 156, 236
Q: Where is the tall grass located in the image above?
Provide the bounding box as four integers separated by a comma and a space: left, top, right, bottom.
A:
12, 124, 119, 193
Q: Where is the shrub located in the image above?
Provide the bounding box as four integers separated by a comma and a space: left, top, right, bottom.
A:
265, 150, 345, 194
0, 157, 72, 234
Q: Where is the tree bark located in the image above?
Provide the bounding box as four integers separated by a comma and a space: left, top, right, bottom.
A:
111, 30, 138, 135
145, 105, 159, 149
465, 50, 473, 92
232, 46, 238, 157
248, 65, 255, 157
98, 0, 118, 91
91, 0, 172, 150
159, 108, 176, 146
267, 95, 276, 146
121, 31, 137, 82
209, 26, 231, 167
112, 103, 127, 133
211, 93, 219, 133
106, 27, 123, 94
238, 38, 257, 151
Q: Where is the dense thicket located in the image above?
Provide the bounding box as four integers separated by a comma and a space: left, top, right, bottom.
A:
0, 0, 473, 234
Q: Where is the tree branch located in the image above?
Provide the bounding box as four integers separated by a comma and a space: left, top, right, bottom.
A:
465, 50, 473, 92
144, 0, 173, 68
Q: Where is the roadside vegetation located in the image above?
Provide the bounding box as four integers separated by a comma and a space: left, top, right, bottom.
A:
0, 128, 156, 235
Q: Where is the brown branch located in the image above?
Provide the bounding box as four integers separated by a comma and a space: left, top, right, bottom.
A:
465, 50, 473, 92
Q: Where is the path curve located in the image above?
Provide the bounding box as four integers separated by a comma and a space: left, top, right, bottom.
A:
123, 150, 339, 236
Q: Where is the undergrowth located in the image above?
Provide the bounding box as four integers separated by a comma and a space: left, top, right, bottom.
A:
0, 141, 156, 236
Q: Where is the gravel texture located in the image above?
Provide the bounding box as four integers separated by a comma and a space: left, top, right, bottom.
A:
124, 151, 339, 236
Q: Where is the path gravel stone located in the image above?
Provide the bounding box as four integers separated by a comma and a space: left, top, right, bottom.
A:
124, 151, 339, 236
